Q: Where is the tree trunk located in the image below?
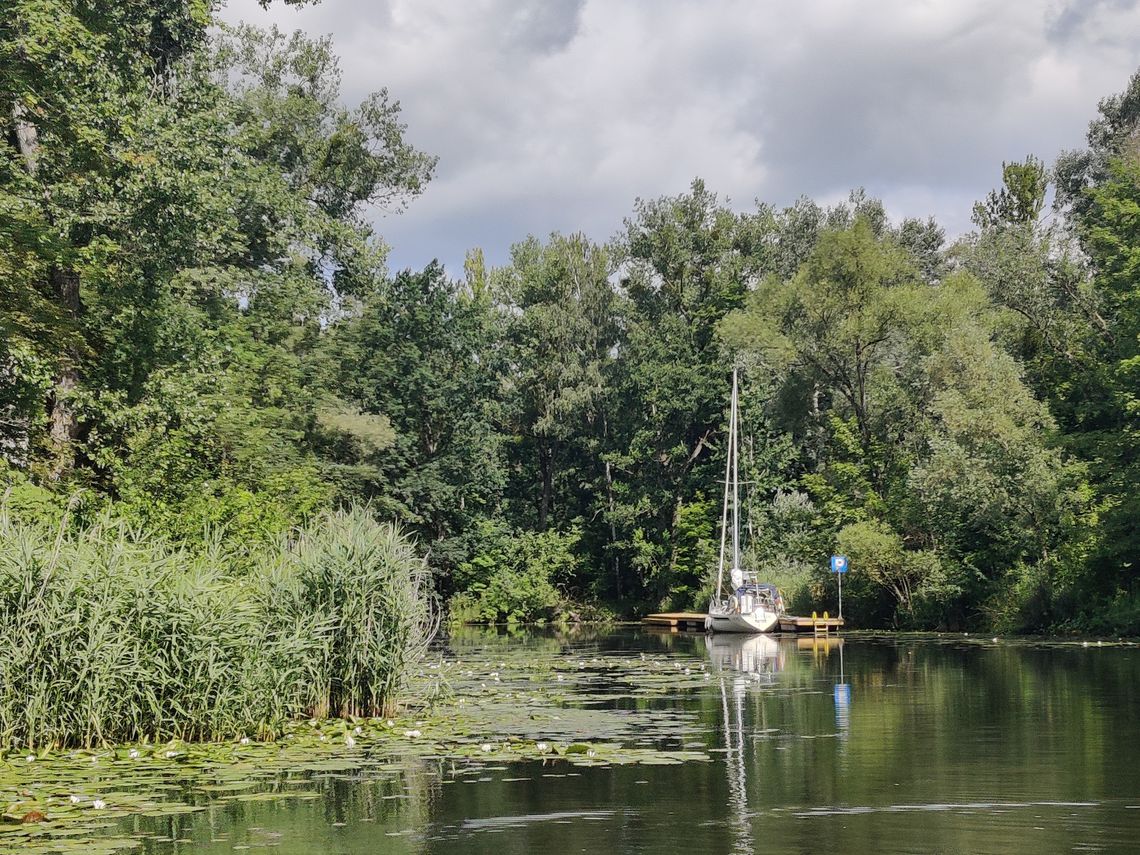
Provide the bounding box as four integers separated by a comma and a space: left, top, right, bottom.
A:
538, 440, 553, 529
48, 270, 81, 477
12, 102, 40, 173
604, 457, 621, 599
12, 100, 82, 478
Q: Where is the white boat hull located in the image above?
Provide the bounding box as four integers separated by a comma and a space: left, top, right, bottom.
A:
705, 608, 780, 634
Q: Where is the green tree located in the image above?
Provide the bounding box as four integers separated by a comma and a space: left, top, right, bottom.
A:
606, 180, 750, 608
497, 233, 618, 532
724, 219, 1087, 627
3, 13, 435, 541
324, 263, 505, 577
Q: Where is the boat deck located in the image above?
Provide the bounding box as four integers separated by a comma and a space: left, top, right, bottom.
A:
642, 612, 844, 634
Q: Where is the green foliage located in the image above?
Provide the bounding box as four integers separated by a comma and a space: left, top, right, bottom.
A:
451, 522, 582, 624
0, 506, 434, 749
323, 263, 505, 573
268, 507, 437, 718
497, 232, 617, 530
663, 494, 717, 610
972, 156, 1048, 228
5, 0, 1140, 637
836, 520, 957, 628
721, 218, 1086, 628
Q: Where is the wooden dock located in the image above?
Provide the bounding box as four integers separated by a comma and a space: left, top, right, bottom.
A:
779, 613, 844, 635
642, 611, 844, 635
642, 612, 708, 631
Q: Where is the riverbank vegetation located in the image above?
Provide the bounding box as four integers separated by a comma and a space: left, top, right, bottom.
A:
0, 508, 434, 749
3, 1, 1139, 635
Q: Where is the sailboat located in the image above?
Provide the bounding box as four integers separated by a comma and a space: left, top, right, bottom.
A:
705, 366, 785, 634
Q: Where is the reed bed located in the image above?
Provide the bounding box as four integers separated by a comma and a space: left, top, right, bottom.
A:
0, 507, 436, 750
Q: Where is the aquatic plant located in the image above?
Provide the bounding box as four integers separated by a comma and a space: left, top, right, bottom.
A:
264, 507, 438, 719
0, 507, 436, 750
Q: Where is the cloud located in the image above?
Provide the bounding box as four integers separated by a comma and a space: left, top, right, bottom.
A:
220, 0, 1140, 274
1048, 0, 1139, 43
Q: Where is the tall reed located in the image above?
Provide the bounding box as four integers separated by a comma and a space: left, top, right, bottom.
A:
260, 507, 438, 719
0, 507, 436, 750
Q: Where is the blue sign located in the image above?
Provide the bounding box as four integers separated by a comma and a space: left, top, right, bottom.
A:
830, 555, 848, 574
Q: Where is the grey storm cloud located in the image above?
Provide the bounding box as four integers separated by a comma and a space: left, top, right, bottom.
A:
221, 0, 1140, 275
1048, 0, 1139, 43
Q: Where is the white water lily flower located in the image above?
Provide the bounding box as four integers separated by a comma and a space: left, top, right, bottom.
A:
319, 734, 327, 741
536, 742, 550, 753
92, 799, 106, 810
353, 726, 363, 735
480, 743, 493, 753
403, 729, 421, 738
25, 754, 35, 763
586, 749, 596, 758
556, 675, 564, 682
386, 719, 395, 727
128, 749, 140, 759
239, 737, 251, 745
70, 795, 82, 804
346, 736, 356, 748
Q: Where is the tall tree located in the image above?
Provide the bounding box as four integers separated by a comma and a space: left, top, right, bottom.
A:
607, 180, 750, 608
497, 233, 618, 532
324, 263, 505, 578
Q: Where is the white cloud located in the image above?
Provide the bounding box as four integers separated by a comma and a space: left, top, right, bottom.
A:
220, 0, 1140, 272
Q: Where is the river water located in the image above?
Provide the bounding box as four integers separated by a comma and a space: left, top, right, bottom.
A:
50, 629, 1140, 854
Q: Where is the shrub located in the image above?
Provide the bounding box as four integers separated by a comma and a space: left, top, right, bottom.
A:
449, 523, 580, 624
836, 519, 959, 628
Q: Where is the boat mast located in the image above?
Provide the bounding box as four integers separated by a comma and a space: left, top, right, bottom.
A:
714, 367, 735, 601
731, 366, 741, 573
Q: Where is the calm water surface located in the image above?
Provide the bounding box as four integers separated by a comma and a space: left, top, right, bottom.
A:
125, 630, 1140, 854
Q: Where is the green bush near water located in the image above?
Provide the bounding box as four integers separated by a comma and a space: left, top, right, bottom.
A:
0, 507, 436, 751
448, 524, 583, 625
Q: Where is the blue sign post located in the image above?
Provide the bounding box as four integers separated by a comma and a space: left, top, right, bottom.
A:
830, 555, 848, 620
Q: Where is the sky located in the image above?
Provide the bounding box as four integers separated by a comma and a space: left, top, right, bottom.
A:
220, 0, 1140, 275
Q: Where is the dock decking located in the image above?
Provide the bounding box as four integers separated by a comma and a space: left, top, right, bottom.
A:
642, 612, 708, 631
642, 611, 844, 634
779, 614, 844, 635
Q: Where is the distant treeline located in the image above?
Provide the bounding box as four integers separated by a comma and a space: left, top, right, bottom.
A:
3, 1, 1138, 632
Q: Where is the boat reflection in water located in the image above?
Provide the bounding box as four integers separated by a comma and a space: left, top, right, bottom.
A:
705, 634, 851, 854
704, 634, 786, 855
704, 632, 785, 683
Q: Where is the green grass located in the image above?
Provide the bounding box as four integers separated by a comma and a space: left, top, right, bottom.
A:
0, 507, 436, 750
